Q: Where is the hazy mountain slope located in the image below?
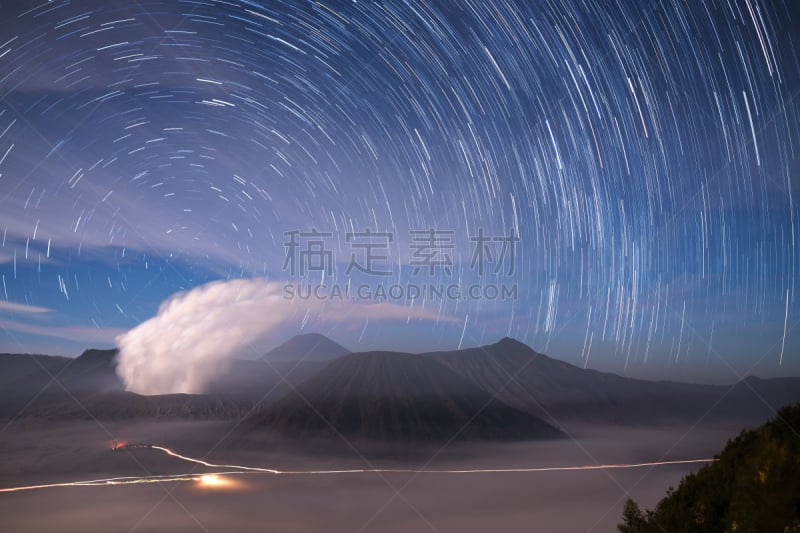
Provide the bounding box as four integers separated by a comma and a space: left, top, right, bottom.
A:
29, 390, 254, 421
56, 348, 124, 393
205, 358, 328, 403
0, 337, 331, 420
243, 351, 563, 443
3, 337, 798, 428
430, 338, 800, 424
0, 353, 71, 389
0, 349, 124, 419
207, 333, 346, 402
0, 350, 252, 421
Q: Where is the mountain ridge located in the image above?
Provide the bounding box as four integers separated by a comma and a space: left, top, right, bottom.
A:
427, 338, 800, 425
241, 349, 564, 443
3, 334, 800, 431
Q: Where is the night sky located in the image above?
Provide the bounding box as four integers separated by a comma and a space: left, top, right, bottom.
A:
0, 0, 798, 382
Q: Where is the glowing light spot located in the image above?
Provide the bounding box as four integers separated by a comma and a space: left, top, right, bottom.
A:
199, 474, 223, 486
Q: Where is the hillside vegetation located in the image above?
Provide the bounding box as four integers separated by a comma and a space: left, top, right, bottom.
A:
619, 403, 800, 532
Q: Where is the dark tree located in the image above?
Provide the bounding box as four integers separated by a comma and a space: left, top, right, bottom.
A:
618, 499, 648, 533
618, 403, 800, 532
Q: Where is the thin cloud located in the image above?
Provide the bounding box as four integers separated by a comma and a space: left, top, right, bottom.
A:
0, 300, 53, 314
115, 278, 459, 395
0, 318, 125, 343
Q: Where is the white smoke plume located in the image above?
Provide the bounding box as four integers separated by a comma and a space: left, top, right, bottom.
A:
115, 278, 452, 394
115, 279, 298, 394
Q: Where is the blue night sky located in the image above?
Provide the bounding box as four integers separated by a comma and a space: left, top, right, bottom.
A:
0, 0, 798, 383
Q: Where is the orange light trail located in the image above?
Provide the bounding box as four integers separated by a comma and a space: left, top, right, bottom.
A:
151, 445, 281, 473
0, 445, 715, 494
152, 446, 715, 475
0, 472, 241, 494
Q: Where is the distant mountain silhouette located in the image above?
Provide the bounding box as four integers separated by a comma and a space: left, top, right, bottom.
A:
263, 333, 349, 362
0, 349, 122, 418
0, 349, 251, 421
0, 352, 71, 392
242, 350, 563, 443
59, 348, 124, 393
205, 333, 345, 400
429, 337, 800, 425
0, 335, 345, 421
2, 336, 800, 432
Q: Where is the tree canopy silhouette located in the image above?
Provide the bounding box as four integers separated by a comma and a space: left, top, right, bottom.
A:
619, 403, 800, 532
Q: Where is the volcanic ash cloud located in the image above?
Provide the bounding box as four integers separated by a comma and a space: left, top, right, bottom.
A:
115, 278, 297, 395
115, 277, 455, 395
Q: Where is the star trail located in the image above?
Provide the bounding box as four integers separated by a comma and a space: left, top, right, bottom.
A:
0, 0, 798, 379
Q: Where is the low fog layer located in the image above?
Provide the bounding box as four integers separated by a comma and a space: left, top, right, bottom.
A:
0, 420, 739, 533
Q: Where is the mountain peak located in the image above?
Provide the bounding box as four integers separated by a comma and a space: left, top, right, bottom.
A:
263, 333, 349, 362
493, 337, 532, 351
293, 332, 338, 342
76, 348, 118, 365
